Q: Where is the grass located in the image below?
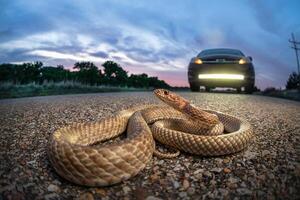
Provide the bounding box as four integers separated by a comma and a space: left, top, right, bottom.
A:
0, 81, 149, 99
256, 88, 300, 102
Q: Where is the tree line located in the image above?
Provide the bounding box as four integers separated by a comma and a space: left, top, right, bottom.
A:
0, 61, 170, 89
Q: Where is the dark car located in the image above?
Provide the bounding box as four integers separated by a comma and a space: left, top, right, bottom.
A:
188, 48, 255, 93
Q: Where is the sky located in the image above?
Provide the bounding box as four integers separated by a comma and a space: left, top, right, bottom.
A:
0, 0, 300, 89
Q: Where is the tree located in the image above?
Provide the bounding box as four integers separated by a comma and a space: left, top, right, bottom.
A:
128, 73, 149, 88
148, 76, 170, 89
286, 72, 300, 90
102, 61, 128, 86
73, 62, 101, 85
40, 65, 69, 83
0, 64, 15, 82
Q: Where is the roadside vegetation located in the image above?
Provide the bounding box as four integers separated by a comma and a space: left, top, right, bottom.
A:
257, 72, 300, 101
0, 61, 171, 99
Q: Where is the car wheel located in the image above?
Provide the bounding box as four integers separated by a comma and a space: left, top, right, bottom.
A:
205, 86, 211, 92
236, 87, 241, 93
190, 84, 200, 92
245, 83, 254, 94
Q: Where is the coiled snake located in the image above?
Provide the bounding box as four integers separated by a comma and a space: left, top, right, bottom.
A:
48, 89, 253, 186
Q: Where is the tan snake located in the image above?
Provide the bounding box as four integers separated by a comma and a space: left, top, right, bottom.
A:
48, 89, 253, 186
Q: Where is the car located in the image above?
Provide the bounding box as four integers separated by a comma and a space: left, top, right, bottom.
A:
188, 48, 255, 93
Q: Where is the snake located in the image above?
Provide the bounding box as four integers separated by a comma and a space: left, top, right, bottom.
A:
48, 89, 253, 186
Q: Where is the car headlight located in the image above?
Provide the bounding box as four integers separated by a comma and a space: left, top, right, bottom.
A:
194, 58, 203, 64
239, 58, 247, 64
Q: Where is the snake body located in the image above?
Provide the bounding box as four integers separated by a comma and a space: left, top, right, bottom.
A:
48, 89, 253, 186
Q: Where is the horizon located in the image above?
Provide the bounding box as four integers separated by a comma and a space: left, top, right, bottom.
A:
1, 0, 300, 89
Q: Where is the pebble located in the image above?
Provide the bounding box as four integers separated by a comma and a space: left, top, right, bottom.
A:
228, 177, 239, 184
123, 186, 131, 194
145, 196, 162, 200
244, 151, 257, 160
44, 193, 60, 200
182, 179, 190, 190
218, 188, 229, 196
210, 168, 222, 173
194, 169, 204, 174
203, 171, 212, 178
187, 187, 195, 195
179, 192, 187, 198
223, 168, 231, 173
95, 188, 106, 197
236, 188, 252, 195
78, 192, 94, 200
173, 181, 180, 189
262, 150, 270, 157
47, 184, 60, 192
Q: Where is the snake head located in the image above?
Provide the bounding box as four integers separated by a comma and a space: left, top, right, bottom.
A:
154, 89, 189, 110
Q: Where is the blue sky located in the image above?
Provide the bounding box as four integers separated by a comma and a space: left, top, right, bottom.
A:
0, 0, 299, 89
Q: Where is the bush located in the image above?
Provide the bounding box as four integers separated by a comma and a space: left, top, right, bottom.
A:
286, 72, 300, 90
263, 87, 277, 94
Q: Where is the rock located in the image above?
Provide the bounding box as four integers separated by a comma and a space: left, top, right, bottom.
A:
145, 196, 162, 200
203, 171, 212, 178
218, 188, 229, 196
179, 192, 187, 198
173, 181, 180, 189
78, 192, 94, 200
187, 187, 195, 195
195, 173, 203, 180
123, 186, 131, 194
210, 179, 217, 187
257, 174, 266, 181
228, 177, 239, 184
47, 184, 60, 192
182, 179, 190, 190
236, 188, 252, 195
244, 151, 257, 159
158, 160, 164, 165
262, 150, 270, 157
134, 187, 147, 200
223, 168, 231, 173
150, 174, 159, 182
52, 179, 61, 186
45, 193, 60, 200
267, 173, 275, 179
194, 169, 204, 174
223, 159, 230, 164
240, 182, 247, 188
95, 188, 106, 197
210, 168, 222, 173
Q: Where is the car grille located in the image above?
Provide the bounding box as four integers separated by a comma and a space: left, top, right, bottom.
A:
202, 58, 239, 63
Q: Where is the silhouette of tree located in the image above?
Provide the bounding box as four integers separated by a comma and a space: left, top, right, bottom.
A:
40, 65, 69, 83
102, 61, 128, 86
128, 73, 149, 88
148, 76, 170, 89
0, 61, 171, 89
286, 72, 300, 90
74, 62, 101, 85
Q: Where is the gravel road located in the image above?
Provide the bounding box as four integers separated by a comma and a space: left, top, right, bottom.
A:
0, 92, 299, 200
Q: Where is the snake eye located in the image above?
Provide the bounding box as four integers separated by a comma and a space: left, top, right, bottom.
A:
164, 90, 169, 95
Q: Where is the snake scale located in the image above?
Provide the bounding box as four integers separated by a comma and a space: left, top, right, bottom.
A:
48, 89, 253, 186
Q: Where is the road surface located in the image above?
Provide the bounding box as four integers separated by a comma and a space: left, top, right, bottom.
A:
0, 92, 299, 199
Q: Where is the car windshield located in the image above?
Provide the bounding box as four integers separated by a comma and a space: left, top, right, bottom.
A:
198, 49, 244, 56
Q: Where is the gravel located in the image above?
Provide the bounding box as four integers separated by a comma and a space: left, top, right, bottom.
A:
0, 92, 299, 199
